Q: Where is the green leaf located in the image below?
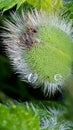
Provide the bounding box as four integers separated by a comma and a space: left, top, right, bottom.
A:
0, 103, 40, 130
27, 0, 63, 12
0, 0, 63, 13
0, 0, 26, 11
62, 1, 73, 20
0, 101, 73, 130
16, 0, 26, 9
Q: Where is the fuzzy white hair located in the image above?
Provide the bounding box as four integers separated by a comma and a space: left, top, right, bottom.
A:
2, 10, 73, 97
39, 103, 73, 130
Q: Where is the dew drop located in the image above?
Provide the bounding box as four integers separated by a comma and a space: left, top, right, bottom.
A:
54, 74, 63, 82
28, 73, 38, 83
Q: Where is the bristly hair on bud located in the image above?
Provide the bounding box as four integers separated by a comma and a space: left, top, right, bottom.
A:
2, 9, 73, 97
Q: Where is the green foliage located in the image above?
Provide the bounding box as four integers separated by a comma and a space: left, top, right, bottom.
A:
0, 101, 73, 130
0, 103, 39, 130
0, 0, 26, 11
0, 0, 72, 16
0, 0, 63, 12
28, 0, 63, 12
61, 1, 73, 20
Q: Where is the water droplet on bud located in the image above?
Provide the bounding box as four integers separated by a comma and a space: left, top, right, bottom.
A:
28, 73, 38, 83
54, 74, 63, 82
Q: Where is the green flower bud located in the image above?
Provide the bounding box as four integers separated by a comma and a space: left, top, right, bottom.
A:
2, 10, 73, 97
